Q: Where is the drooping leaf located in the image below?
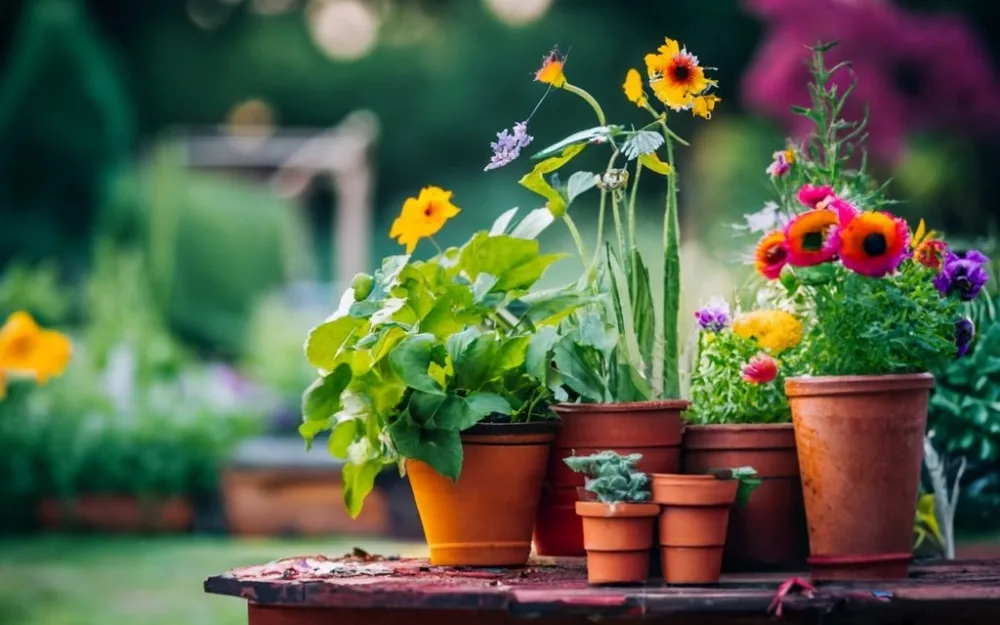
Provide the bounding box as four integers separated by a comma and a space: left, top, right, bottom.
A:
566, 171, 598, 204
389, 417, 463, 480
526, 326, 561, 381
622, 130, 665, 160
418, 286, 477, 339
434, 392, 512, 431
531, 126, 620, 160
553, 338, 608, 403
343, 460, 382, 518
301, 364, 353, 424
606, 245, 647, 377
509, 208, 555, 240
305, 316, 366, 370
328, 419, 361, 458
638, 152, 673, 176
520, 287, 603, 327
490, 207, 520, 236
388, 333, 447, 395
471, 273, 500, 303
494, 254, 566, 292
519, 144, 586, 218
459, 232, 538, 283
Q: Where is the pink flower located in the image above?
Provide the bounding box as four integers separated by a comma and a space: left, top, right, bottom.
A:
742, 354, 779, 384
820, 196, 861, 225
797, 184, 835, 208
766, 151, 792, 178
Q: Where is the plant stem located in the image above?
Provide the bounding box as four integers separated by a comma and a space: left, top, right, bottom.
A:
563, 83, 606, 126
610, 190, 626, 263
562, 214, 588, 268
659, 122, 681, 399
592, 151, 619, 270
627, 162, 643, 252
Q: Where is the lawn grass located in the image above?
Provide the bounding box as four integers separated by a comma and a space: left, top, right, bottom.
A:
0, 535, 426, 625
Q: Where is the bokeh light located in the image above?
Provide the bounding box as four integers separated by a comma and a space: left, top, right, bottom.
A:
484, 0, 553, 27
307, 0, 380, 61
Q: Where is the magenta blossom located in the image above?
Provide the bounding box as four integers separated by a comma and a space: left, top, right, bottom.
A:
797, 184, 835, 208
766, 151, 791, 178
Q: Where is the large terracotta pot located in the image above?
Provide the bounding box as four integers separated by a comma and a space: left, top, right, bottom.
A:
533, 400, 687, 557
407, 421, 556, 567
37, 495, 193, 533
651, 474, 737, 584
576, 501, 659, 585
682, 424, 807, 571
786, 373, 934, 580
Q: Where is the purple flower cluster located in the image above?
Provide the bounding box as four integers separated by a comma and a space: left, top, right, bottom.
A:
695, 297, 731, 333
933, 250, 991, 301
485, 121, 533, 171
955, 317, 976, 358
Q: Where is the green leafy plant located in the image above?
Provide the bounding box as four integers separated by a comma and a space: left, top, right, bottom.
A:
705, 466, 762, 509
563, 451, 650, 504
300, 203, 589, 517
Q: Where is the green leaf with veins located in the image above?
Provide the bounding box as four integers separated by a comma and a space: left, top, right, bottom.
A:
389, 417, 463, 480
343, 460, 382, 518
305, 316, 366, 370
388, 333, 447, 395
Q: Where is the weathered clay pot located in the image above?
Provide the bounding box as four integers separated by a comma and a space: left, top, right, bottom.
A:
407, 422, 556, 567
786, 373, 933, 580
651, 474, 738, 584
682, 424, 807, 571
576, 501, 659, 585
37, 496, 193, 533
533, 401, 686, 557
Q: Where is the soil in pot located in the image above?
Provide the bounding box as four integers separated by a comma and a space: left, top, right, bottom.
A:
786, 373, 933, 580
407, 421, 556, 567
682, 424, 807, 572
652, 474, 738, 584
534, 400, 687, 557
576, 501, 659, 584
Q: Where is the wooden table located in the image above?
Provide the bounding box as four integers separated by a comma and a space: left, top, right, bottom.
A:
204, 552, 1000, 624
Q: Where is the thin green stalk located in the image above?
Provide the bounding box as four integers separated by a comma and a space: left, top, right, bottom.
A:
562, 214, 588, 268
659, 123, 681, 399
563, 83, 606, 126
610, 191, 626, 263
589, 151, 619, 272
627, 162, 643, 252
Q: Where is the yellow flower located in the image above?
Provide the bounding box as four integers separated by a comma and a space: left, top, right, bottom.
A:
0, 311, 73, 384
389, 186, 461, 254
782, 148, 796, 165
692, 94, 721, 119
732, 310, 802, 354
623, 68, 647, 108
535, 49, 566, 88
638, 151, 673, 176
0, 370, 6, 399
644, 38, 709, 111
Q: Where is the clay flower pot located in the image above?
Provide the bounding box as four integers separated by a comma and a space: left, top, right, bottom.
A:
786, 373, 934, 580
407, 421, 556, 567
576, 501, 659, 585
533, 400, 687, 557
37, 496, 193, 533
682, 424, 807, 571
651, 474, 738, 584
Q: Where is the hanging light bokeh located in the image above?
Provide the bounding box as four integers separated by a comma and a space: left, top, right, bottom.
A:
307, 0, 380, 61
484, 0, 553, 26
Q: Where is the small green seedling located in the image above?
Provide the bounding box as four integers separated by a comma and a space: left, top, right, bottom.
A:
563, 451, 651, 504
706, 466, 761, 508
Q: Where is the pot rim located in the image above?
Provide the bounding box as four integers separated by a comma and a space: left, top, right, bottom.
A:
785, 372, 934, 397
575, 500, 660, 518
683, 423, 793, 432
808, 552, 913, 566
462, 420, 559, 436
552, 399, 691, 414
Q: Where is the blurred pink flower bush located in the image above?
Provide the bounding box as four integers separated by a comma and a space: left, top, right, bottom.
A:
742, 0, 1000, 163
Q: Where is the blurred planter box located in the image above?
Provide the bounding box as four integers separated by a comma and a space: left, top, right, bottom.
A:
37, 496, 193, 533
221, 436, 421, 538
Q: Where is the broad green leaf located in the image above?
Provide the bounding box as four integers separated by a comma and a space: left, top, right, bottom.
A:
433, 392, 512, 432
607, 245, 647, 377
459, 232, 546, 291
638, 152, 673, 176
388, 333, 447, 395
375, 255, 409, 288
328, 419, 360, 458
490, 207, 519, 235
494, 254, 566, 292
526, 326, 561, 381
464, 392, 512, 420
343, 460, 381, 518
445, 327, 481, 368
553, 339, 608, 403
406, 390, 448, 427
510, 208, 555, 240
531, 126, 620, 160
622, 130, 664, 160
520, 287, 603, 326
519, 144, 586, 218
419, 287, 476, 338
389, 417, 463, 480
566, 171, 598, 204
305, 316, 366, 370
496, 335, 531, 371
575, 311, 617, 358
301, 364, 353, 423
450, 332, 500, 389
298, 419, 331, 449
793, 263, 838, 286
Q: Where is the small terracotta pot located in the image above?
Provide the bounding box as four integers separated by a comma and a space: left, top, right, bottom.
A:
407, 421, 556, 567
786, 373, 934, 580
652, 474, 737, 584
576, 500, 659, 585
533, 400, 687, 557
682, 424, 807, 571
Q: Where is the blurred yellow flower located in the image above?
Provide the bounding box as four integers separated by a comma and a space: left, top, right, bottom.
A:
623, 69, 647, 108
782, 147, 796, 165
644, 38, 709, 111
389, 186, 461, 253
535, 49, 566, 88
0, 370, 6, 399
692, 94, 721, 119
733, 310, 802, 354
0, 311, 73, 385
638, 151, 673, 176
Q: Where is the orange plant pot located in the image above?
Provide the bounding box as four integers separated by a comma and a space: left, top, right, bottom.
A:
786, 374, 932, 581
682, 424, 807, 572
407, 422, 556, 567
652, 474, 737, 584
534, 401, 686, 557
575, 500, 659, 585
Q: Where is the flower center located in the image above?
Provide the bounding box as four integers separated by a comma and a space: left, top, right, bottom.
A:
862, 233, 888, 257
424, 205, 434, 217
671, 64, 691, 82
802, 232, 824, 252
955, 275, 972, 292
7, 335, 32, 358
765, 245, 787, 264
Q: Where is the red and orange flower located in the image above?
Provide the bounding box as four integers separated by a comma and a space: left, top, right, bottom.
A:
644, 38, 713, 112
838, 211, 910, 277
742, 353, 779, 384
783, 209, 840, 266
535, 49, 566, 88
754, 230, 789, 280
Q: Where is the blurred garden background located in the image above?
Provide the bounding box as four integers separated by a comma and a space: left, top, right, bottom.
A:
1, 0, 999, 623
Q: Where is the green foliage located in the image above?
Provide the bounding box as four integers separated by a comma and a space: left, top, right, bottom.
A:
563, 451, 650, 504
0, 260, 71, 325
300, 212, 588, 516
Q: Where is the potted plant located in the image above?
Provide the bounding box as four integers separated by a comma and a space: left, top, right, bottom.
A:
651, 467, 760, 584
484, 37, 721, 555
751, 44, 991, 579
684, 297, 808, 571
564, 451, 659, 585
299, 187, 587, 566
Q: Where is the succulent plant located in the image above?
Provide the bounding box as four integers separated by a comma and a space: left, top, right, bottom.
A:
563, 451, 651, 504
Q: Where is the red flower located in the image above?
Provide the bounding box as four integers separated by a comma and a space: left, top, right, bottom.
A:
742, 354, 779, 384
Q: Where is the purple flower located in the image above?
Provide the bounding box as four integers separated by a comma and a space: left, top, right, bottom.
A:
485, 121, 533, 171
934, 249, 991, 301
766, 150, 791, 178
695, 296, 731, 333
955, 317, 976, 358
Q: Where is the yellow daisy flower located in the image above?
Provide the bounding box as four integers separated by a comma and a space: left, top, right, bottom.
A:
0, 311, 73, 384
535, 49, 566, 88
644, 38, 709, 111
732, 310, 802, 354
623, 68, 647, 108
389, 186, 461, 254
692, 94, 721, 119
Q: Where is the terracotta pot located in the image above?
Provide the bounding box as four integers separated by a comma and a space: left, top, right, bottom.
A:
37, 495, 193, 533
407, 421, 556, 567
651, 474, 737, 584
786, 373, 934, 580
533, 400, 687, 557
682, 424, 807, 571
576, 500, 659, 585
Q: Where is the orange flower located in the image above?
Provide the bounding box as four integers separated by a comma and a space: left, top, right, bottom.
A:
0, 311, 72, 384
838, 211, 910, 277
915, 239, 948, 270
754, 230, 789, 280
644, 38, 709, 110
783, 209, 840, 266
535, 49, 566, 88
389, 186, 461, 254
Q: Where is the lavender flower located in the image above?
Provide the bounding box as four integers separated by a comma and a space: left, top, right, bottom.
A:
955, 317, 975, 358
485, 121, 533, 171
933, 250, 990, 301
695, 296, 731, 333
